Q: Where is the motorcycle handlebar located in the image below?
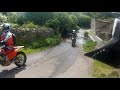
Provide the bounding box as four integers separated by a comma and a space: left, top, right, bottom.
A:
0, 45, 5, 49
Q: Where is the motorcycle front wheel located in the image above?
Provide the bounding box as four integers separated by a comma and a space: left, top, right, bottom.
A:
14, 52, 27, 67
72, 39, 75, 47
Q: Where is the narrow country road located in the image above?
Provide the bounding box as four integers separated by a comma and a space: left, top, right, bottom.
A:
0, 29, 92, 78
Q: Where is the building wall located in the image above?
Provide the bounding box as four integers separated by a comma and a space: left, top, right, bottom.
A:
91, 19, 114, 41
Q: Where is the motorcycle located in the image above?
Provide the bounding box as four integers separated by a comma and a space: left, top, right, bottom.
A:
69, 32, 77, 47
71, 36, 76, 47
0, 45, 27, 67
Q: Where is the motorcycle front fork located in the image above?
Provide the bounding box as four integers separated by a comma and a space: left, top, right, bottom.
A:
72, 40, 76, 47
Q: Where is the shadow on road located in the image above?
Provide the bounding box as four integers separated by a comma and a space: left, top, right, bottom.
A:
0, 65, 26, 78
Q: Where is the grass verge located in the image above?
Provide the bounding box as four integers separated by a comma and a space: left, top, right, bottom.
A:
83, 40, 96, 52
93, 60, 119, 78
83, 39, 119, 78
20, 46, 50, 55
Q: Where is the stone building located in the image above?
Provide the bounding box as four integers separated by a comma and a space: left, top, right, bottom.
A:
91, 18, 114, 41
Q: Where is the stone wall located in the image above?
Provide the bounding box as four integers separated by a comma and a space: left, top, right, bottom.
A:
0, 28, 54, 42
91, 18, 114, 41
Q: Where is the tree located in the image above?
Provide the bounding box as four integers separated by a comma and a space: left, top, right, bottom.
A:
76, 14, 91, 28
17, 12, 27, 25
24, 12, 56, 25
0, 13, 7, 22
45, 19, 60, 35
7, 12, 19, 23
57, 12, 73, 37
1, 12, 8, 16
84, 12, 115, 19
70, 14, 79, 30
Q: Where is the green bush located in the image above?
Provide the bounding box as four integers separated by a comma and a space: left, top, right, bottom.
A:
77, 15, 91, 28
21, 22, 39, 29
24, 12, 56, 25
83, 40, 97, 52
70, 15, 79, 30
18, 35, 61, 49
7, 13, 19, 23
0, 13, 7, 22
10, 23, 20, 29
45, 35, 61, 46
45, 19, 60, 35
45, 19, 60, 29
31, 42, 39, 48
17, 13, 27, 25
74, 25, 80, 30
57, 13, 73, 37
84, 31, 89, 38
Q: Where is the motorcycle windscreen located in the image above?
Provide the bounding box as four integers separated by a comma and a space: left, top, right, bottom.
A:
84, 18, 120, 59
